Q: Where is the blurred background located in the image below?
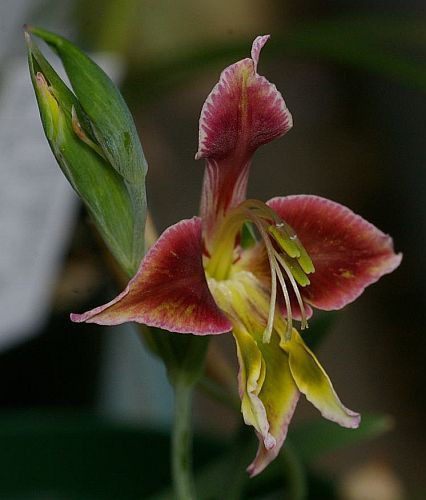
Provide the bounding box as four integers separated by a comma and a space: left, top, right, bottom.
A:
0, 0, 425, 498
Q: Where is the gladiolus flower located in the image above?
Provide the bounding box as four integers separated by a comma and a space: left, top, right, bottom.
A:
71, 36, 401, 475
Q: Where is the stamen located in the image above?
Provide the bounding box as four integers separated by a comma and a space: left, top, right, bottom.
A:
268, 222, 300, 258
205, 198, 313, 342
263, 261, 277, 343
254, 220, 289, 343
257, 225, 277, 344
274, 258, 293, 341
274, 251, 308, 330
245, 207, 311, 342
297, 245, 315, 274
280, 254, 311, 287
268, 220, 315, 275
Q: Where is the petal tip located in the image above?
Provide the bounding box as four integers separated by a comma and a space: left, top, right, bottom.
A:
344, 411, 361, 429
251, 34, 270, 69
247, 461, 259, 478
246, 440, 279, 478
70, 217, 231, 334
264, 433, 276, 450
306, 392, 361, 429
70, 312, 83, 323
384, 250, 403, 275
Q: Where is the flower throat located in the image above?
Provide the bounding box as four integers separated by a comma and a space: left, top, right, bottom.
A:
205, 199, 315, 343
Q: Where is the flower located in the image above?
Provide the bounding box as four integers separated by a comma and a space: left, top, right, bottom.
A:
71, 36, 401, 475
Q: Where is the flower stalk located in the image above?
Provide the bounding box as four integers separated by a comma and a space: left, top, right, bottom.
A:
172, 378, 197, 500
280, 441, 307, 500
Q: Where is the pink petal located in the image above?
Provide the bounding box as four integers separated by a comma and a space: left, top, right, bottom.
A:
71, 217, 232, 334
268, 195, 402, 310
196, 36, 292, 243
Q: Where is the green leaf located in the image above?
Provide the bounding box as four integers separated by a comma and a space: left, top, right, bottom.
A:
288, 413, 394, 463
0, 410, 227, 499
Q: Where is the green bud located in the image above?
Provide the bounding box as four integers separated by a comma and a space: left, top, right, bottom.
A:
27, 26, 147, 184
26, 28, 147, 276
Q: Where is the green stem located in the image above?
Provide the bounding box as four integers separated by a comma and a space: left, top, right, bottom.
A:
172, 379, 196, 500
281, 442, 307, 500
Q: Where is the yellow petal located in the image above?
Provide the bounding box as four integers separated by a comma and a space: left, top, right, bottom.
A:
233, 324, 300, 477
209, 270, 301, 476
233, 327, 273, 450
282, 330, 360, 429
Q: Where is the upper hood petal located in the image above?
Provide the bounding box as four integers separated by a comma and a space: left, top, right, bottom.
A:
197, 35, 292, 245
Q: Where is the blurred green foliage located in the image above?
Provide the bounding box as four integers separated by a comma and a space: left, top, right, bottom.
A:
0, 410, 391, 499
110, 16, 426, 104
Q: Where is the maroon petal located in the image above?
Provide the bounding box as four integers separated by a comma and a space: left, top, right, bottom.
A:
268, 195, 402, 310
196, 35, 292, 243
71, 217, 232, 334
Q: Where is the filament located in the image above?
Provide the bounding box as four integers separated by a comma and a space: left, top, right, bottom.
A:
273, 251, 308, 330
254, 219, 279, 344
273, 256, 293, 341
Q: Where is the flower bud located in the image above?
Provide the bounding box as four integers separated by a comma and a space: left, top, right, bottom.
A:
26, 28, 147, 275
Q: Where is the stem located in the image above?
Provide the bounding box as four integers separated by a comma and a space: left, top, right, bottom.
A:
172, 378, 196, 500
281, 442, 307, 500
